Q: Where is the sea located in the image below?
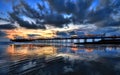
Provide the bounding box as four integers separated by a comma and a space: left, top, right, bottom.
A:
0, 42, 120, 75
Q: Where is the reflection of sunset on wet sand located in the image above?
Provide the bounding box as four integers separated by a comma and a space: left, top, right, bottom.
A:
85, 48, 93, 52
71, 45, 93, 52
71, 44, 78, 51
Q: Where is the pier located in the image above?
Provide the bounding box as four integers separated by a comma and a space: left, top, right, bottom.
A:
37, 36, 120, 44
11, 36, 120, 44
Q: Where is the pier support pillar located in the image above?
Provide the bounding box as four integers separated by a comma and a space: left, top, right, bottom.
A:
84, 39, 87, 43
92, 38, 95, 42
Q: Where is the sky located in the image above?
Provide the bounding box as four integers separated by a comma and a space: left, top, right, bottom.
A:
0, 0, 120, 41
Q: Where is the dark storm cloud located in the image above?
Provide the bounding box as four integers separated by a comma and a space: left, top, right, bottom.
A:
48, 0, 120, 28
4, 0, 120, 33
0, 17, 10, 22
33, 0, 71, 28
6, 0, 45, 29
0, 24, 16, 29
56, 31, 70, 38
20, 0, 41, 19
8, 0, 71, 29
44, 14, 70, 28
48, 0, 92, 23
9, 12, 46, 29
47, 0, 120, 35
108, 21, 120, 27
94, 19, 120, 29
48, 0, 91, 13
93, 27, 119, 34
87, 7, 113, 23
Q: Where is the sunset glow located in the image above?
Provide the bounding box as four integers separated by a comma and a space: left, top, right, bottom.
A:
4, 28, 57, 39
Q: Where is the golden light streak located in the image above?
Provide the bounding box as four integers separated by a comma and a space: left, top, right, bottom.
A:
4, 28, 57, 39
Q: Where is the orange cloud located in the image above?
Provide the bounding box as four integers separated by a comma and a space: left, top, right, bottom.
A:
4, 28, 57, 39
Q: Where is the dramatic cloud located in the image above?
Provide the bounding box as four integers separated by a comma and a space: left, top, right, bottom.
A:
9, 12, 46, 29
0, 0, 120, 36
0, 24, 16, 29
8, 0, 71, 29
44, 14, 70, 28
48, 0, 93, 24
56, 32, 70, 38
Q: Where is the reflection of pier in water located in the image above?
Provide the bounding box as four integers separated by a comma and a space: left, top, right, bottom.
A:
6, 44, 120, 61
1, 44, 120, 75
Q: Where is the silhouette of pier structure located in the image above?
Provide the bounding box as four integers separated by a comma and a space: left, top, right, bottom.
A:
11, 36, 120, 44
